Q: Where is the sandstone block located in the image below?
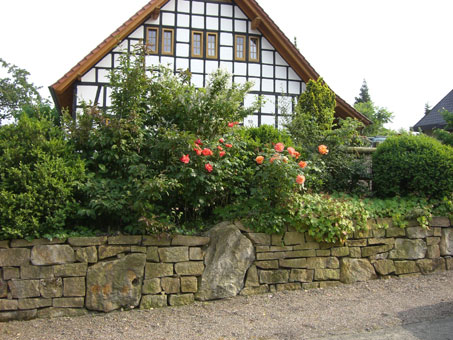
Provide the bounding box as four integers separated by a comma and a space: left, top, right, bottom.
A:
240, 285, 269, 296
427, 237, 441, 246
171, 235, 210, 246
283, 232, 305, 245
277, 283, 301, 291
131, 246, 146, 253
427, 245, 441, 259
386, 227, 406, 238
142, 278, 161, 294
440, 228, 453, 256
0, 279, 7, 298
279, 258, 307, 268
331, 247, 350, 257
368, 238, 395, 246
362, 245, 393, 257
21, 265, 53, 279
146, 263, 173, 278
284, 250, 316, 258
354, 228, 371, 239
40, 278, 63, 298
169, 294, 194, 306
189, 247, 204, 260
271, 234, 283, 246
108, 235, 142, 245
11, 238, 65, 248
302, 282, 319, 290
293, 242, 320, 250
3, 267, 20, 280
372, 228, 386, 238
98, 246, 129, 260
345, 239, 367, 247
319, 281, 342, 289
307, 258, 327, 269
140, 295, 167, 309
161, 277, 180, 294
0, 248, 30, 267
256, 252, 285, 260
63, 277, 85, 297
433, 228, 442, 237
314, 269, 340, 281
8, 280, 40, 299
146, 247, 159, 262
416, 258, 446, 274
158, 247, 189, 263
175, 261, 204, 276
0, 309, 37, 322
394, 261, 419, 275
0, 240, 9, 248
18, 298, 52, 310
245, 265, 260, 287
142, 234, 172, 246
373, 260, 396, 275
270, 246, 293, 251
446, 257, 453, 270
289, 269, 314, 283
389, 239, 427, 259
340, 258, 376, 284
53, 297, 84, 308
31, 245, 75, 266
406, 227, 430, 239
181, 277, 198, 293
430, 217, 451, 227
259, 270, 289, 284
0, 299, 18, 310
316, 249, 332, 256
255, 260, 279, 269
54, 263, 87, 277
68, 236, 107, 247
349, 248, 362, 258
76, 246, 98, 263
37, 307, 87, 319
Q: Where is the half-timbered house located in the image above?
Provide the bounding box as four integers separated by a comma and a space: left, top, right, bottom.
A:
50, 0, 370, 127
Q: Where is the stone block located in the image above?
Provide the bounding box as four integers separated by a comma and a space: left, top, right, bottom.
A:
146, 263, 173, 278
302, 282, 319, 290
158, 247, 189, 263
427, 237, 441, 246
373, 260, 396, 275
427, 245, 441, 259
256, 246, 269, 252
440, 228, 453, 256
433, 228, 442, 237
8, 280, 40, 299
18, 298, 52, 310
340, 258, 377, 284
446, 257, 453, 270
54, 263, 87, 277
271, 234, 283, 246
354, 228, 371, 239
259, 270, 289, 284
406, 227, 429, 239
375, 218, 393, 228
279, 258, 307, 268
63, 277, 85, 297
40, 278, 63, 298
416, 258, 446, 274
108, 235, 142, 245
0, 299, 18, 310
161, 277, 180, 294
319, 281, 342, 289
146, 247, 159, 262
181, 277, 198, 293
372, 228, 386, 238
21, 265, 54, 279
270, 246, 293, 251
0, 248, 30, 267
314, 269, 340, 281
142, 278, 161, 294
98, 246, 129, 260
256, 252, 285, 260
331, 247, 349, 257
171, 235, 210, 246
75, 246, 98, 263
394, 261, 419, 275
0, 240, 9, 248
430, 217, 451, 227
37, 307, 87, 319
169, 294, 194, 306
368, 238, 395, 246
326, 257, 340, 269
245, 233, 271, 245
3, 267, 20, 280
11, 239, 65, 248
349, 248, 362, 258
255, 260, 279, 269
140, 294, 167, 309
289, 269, 314, 283
361, 245, 393, 257
389, 239, 427, 259
131, 246, 146, 253
142, 234, 172, 246
175, 261, 204, 276
306, 258, 327, 269
386, 227, 406, 238
68, 236, 107, 247
283, 232, 305, 246
0, 279, 7, 298
240, 285, 269, 296
284, 250, 316, 258
0, 309, 37, 322
53, 297, 84, 308
345, 239, 367, 247
189, 247, 204, 260
293, 243, 320, 250
316, 249, 331, 257
245, 265, 259, 287
31, 245, 75, 266
277, 283, 301, 291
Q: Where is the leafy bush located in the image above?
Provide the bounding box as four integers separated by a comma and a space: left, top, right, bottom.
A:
433, 129, 453, 147
372, 134, 453, 198
0, 115, 86, 239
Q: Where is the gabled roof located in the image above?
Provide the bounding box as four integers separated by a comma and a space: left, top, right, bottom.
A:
413, 89, 453, 132
50, 0, 371, 125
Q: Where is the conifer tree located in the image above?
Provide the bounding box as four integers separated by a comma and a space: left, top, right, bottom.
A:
354, 79, 371, 104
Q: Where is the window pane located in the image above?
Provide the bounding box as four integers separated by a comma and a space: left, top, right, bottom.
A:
193, 33, 201, 56
208, 34, 216, 57
148, 29, 157, 52
163, 31, 172, 53
250, 38, 258, 60
236, 37, 244, 59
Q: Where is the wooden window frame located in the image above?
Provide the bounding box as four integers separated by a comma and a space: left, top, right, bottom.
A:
146, 27, 159, 55
249, 36, 260, 62
161, 28, 175, 56
234, 35, 246, 61
191, 31, 204, 58
206, 32, 219, 59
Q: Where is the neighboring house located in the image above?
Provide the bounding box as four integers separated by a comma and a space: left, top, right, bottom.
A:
50, 0, 370, 128
413, 89, 453, 134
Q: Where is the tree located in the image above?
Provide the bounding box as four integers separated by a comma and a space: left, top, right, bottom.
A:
424, 102, 431, 115
354, 79, 371, 104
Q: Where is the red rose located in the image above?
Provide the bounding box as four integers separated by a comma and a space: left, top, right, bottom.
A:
219, 151, 226, 157
202, 148, 214, 156
225, 144, 233, 148
180, 154, 190, 164
219, 138, 225, 143
217, 146, 223, 151
205, 163, 213, 172
195, 139, 203, 145
228, 122, 235, 128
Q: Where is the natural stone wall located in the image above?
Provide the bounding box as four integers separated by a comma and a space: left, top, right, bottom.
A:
0, 217, 452, 322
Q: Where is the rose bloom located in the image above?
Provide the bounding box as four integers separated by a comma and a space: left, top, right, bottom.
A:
195, 139, 203, 145
202, 148, 214, 156
228, 122, 235, 127
180, 154, 190, 164
205, 163, 213, 173
298, 161, 307, 169
318, 145, 329, 155
287, 147, 296, 156
219, 138, 225, 143
219, 151, 226, 157
270, 154, 280, 163
274, 142, 285, 152
294, 151, 300, 159
217, 146, 223, 151
255, 156, 264, 164
296, 174, 306, 185
225, 143, 233, 148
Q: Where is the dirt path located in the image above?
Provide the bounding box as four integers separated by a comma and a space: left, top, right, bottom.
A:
1, 271, 453, 340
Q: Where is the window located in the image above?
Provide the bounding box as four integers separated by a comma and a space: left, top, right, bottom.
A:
235, 35, 246, 61
191, 31, 203, 58
162, 28, 174, 55
249, 36, 260, 62
206, 33, 218, 59
146, 27, 159, 54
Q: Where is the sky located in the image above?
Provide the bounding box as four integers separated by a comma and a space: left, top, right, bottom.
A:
1, 0, 452, 130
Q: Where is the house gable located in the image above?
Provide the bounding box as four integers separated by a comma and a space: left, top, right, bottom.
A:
50, 0, 371, 127
413, 89, 453, 133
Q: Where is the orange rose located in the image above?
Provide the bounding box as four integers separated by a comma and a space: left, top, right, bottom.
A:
298, 161, 307, 169
255, 156, 264, 164
287, 147, 296, 157
274, 142, 285, 152
296, 175, 306, 185
294, 151, 300, 159
318, 145, 329, 155
202, 148, 214, 156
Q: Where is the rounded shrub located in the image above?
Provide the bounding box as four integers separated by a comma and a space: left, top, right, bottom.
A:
372, 134, 453, 198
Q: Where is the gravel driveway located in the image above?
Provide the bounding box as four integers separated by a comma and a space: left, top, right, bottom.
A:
1, 271, 453, 340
